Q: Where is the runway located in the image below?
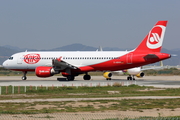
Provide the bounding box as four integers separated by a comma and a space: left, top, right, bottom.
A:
0, 76, 180, 88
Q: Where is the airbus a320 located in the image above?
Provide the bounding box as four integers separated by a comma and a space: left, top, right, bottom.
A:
3, 21, 171, 81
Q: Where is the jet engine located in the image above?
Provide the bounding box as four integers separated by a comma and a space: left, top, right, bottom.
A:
103, 72, 112, 80
127, 67, 144, 78
136, 72, 145, 78
35, 66, 56, 77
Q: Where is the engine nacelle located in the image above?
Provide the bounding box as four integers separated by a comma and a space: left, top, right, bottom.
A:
61, 72, 70, 77
103, 72, 112, 79
61, 72, 80, 77
136, 72, 145, 78
127, 67, 141, 75
35, 66, 55, 77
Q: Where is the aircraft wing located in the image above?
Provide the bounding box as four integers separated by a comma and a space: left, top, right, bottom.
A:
52, 59, 78, 70
141, 66, 163, 71
141, 61, 164, 71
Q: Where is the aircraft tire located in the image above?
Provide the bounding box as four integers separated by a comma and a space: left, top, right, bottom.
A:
83, 75, 91, 80
67, 76, 75, 81
22, 76, 27, 80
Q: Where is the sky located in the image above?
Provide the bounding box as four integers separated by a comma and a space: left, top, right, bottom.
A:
0, 0, 179, 50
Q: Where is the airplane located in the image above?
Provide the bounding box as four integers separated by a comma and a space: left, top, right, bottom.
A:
103, 61, 164, 80
2, 21, 171, 81
96, 46, 164, 81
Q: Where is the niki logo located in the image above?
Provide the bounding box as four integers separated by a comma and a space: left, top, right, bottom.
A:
24, 54, 40, 64
146, 25, 166, 49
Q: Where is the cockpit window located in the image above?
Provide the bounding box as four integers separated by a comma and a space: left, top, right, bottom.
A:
8, 57, 13, 60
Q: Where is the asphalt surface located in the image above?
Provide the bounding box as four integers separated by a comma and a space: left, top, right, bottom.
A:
0, 76, 180, 88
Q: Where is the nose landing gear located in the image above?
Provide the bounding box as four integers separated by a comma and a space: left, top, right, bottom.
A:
127, 75, 135, 80
22, 71, 27, 80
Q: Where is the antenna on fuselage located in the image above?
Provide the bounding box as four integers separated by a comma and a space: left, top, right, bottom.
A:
96, 46, 103, 51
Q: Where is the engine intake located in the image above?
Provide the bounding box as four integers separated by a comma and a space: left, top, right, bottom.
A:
136, 72, 145, 78
103, 72, 112, 79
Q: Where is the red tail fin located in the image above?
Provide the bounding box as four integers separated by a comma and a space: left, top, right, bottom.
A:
134, 21, 168, 53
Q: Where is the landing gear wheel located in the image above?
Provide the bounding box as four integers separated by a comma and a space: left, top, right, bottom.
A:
83, 75, 91, 80
22, 76, 27, 80
22, 71, 27, 80
67, 76, 75, 81
127, 76, 132, 80
106, 78, 111, 80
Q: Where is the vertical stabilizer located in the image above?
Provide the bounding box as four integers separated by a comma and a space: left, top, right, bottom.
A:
134, 21, 168, 53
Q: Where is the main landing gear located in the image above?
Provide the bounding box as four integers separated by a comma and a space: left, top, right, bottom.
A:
66, 75, 75, 81
22, 71, 27, 80
127, 75, 135, 80
106, 78, 111, 80
83, 73, 91, 80
65, 74, 91, 81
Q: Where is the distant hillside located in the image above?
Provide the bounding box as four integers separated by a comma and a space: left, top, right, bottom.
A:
161, 48, 180, 66
0, 46, 18, 56
50, 43, 97, 51
0, 44, 179, 65
0, 46, 19, 64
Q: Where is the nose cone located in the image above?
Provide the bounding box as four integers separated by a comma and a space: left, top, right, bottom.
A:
2, 60, 8, 69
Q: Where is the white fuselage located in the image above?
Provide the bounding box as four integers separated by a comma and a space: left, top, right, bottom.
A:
3, 51, 130, 70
